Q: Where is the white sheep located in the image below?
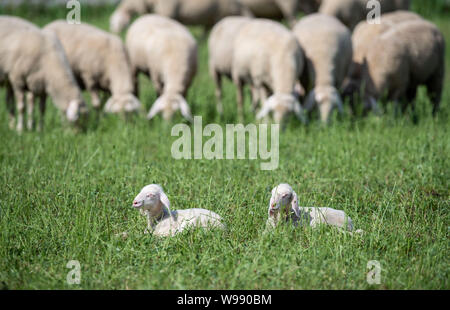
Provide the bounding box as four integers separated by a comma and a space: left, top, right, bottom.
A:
125, 15, 197, 121
0, 16, 87, 132
360, 20, 445, 115
208, 16, 252, 114
44, 21, 141, 114
343, 11, 422, 111
231, 19, 305, 123
132, 184, 225, 237
293, 13, 352, 122
266, 184, 363, 234
110, 0, 252, 34
319, 0, 411, 30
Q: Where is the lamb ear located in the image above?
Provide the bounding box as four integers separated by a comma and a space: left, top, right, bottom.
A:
159, 190, 176, 221
291, 191, 301, 218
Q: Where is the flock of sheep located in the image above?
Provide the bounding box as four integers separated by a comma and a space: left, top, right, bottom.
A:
0, 0, 445, 132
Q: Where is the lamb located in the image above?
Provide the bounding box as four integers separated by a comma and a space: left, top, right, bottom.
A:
240, 0, 322, 27
44, 21, 141, 114
132, 184, 225, 237
319, 0, 411, 30
343, 11, 422, 111
125, 15, 197, 121
293, 14, 352, 122
0, 16, 87, 132
231, 19, 305, 123
208, 16, 252, 114
266, 184, 363, 234
360, 20, 445, 115
110, 0, 252, 34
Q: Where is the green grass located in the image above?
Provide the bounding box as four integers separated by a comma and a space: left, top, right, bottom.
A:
0, 2, 449, 289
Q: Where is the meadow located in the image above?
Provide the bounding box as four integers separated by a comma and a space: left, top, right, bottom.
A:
0, 1, 448, 289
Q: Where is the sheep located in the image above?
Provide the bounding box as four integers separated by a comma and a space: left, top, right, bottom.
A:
43, 21, 141, 114
293, 13, 352, 122
0, 16, 87, 132
319, 0, 411, 30
343, 11, 422, 111
132, 184, 225, 237
208, 16, 252, 114
110, 0, 253, 34
231, 19, 305, 123
125, 15, 197, 121
359, 20, 445, 116
239, 0, 321, 27
266, 184, 363, 234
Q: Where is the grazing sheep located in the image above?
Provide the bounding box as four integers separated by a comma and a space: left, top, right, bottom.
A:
240, 0, 321, 27
293, 14, 352, 122
231, 19, 305, 123
360, 20, 445, 115
132, 184, 225, 237
208, 16, 252, 114
266, 184, 362, 234
319, 0, 411, 30
44, 21, 141, 114
0, 16, 87, 132
343, 11, 422, 110
126, 15, 197, 121
110, 0, 252, 34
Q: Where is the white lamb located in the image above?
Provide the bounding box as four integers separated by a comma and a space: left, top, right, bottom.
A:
125, 15, 197, 121
132, 184, 225, 237
266, 184, 363, 234
293, 13, 353, 122
231, 19, 305, 123
0, 16, 87, 132
44, 21, 141, 114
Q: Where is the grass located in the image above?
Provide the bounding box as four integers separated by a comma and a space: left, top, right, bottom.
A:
0, 1, 449, 289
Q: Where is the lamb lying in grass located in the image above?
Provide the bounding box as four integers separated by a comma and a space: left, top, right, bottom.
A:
132, 184, 225, 237
266, 183, 363, 234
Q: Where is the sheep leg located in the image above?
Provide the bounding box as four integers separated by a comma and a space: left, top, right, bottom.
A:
90, 90, 102, 110
150, 69, 163, 97
251, 85, 260, 111
37, 94, 47, 132
426, 67, 444, 116
26, 92, 35, 131
212, 70, 223, 114
13, 87, 26, 133
6, 82, 15, 130
233, 77, 244, 121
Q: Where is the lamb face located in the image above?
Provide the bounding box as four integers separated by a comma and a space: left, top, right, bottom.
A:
306, 86, 343, 123
104, 94, 141, 114
269, 183, 301, 218
257, 94, 305, 124
132, 184, 174, 220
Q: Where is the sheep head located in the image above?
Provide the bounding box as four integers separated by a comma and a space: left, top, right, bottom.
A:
66, 99, 88, 128
104, 94, 142, 114
256, 94, 305, 124
110, 10, 130, 34
147, 93, 192, 122
305, 86, 343, 123
268, 184, 301, 224
132, 184, 174, 220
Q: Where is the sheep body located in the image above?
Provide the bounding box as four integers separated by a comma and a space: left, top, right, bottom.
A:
293, 13, 352, 122
44, 21, 141, 114
343, 11, 422, 108
232, 19, 305, 122
132, 184, 225, 237
0, 16, 86, 132
110, 0, 252, 34
319, 0, 411, 30
126, 15, 197, 121
362, 20, 445, 115
208, 16, 252, 113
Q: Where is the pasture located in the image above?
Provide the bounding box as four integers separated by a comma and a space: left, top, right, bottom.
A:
0, 1, 449, 289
